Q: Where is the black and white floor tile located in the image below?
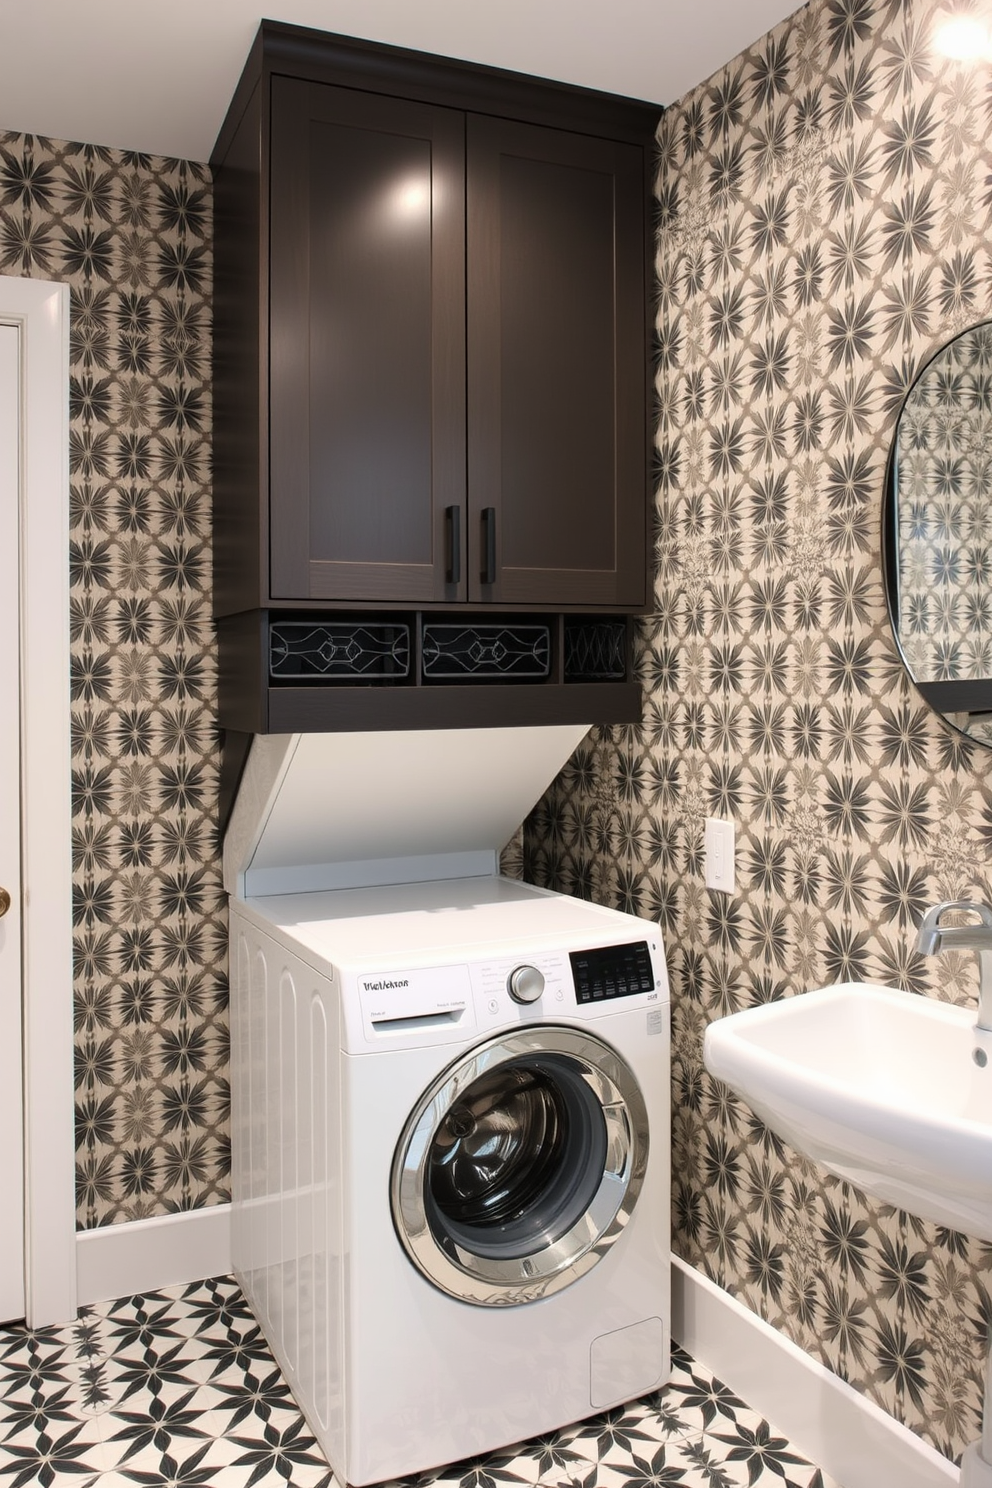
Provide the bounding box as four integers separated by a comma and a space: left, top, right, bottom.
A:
0, 1276, 839, 1488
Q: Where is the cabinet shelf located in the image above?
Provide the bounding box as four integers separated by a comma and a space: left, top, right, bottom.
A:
218, 611, 636, 727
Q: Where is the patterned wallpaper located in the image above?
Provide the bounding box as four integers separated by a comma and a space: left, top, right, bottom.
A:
8, 0, 992, 1462
523, 0, 992, 1465
896, 322, 992, 689
0, 132, 229, 1228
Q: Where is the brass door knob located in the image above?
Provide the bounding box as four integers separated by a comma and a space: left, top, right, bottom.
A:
0, 888, 10, 918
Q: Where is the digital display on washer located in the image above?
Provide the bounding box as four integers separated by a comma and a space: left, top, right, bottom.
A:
569, 942, 654, 1004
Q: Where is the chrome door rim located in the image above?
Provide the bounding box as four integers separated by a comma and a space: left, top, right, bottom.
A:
390, 1025, 649, 1306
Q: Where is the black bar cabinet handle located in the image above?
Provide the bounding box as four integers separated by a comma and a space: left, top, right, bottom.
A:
482, 507, 496, 585
445, 505, 460, 585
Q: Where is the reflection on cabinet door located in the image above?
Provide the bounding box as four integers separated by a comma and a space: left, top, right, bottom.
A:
269, 78, 466, 603
467, 115, 647, 608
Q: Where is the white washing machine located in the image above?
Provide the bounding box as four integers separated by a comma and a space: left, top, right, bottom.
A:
225, 729, 671, 1487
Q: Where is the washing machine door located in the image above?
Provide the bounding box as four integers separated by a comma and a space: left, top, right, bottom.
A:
390, 1025, 648, 1306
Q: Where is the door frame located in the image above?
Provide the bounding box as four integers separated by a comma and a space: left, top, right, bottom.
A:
1, 275, 75, 1327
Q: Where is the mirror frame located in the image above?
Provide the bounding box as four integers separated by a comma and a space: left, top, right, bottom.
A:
882, 319, 992, 743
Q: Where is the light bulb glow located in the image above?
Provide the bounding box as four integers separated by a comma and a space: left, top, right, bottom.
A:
934, 14, 992, 59
391, 179, 430, 219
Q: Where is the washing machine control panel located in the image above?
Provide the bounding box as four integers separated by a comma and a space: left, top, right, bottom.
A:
472, 938, 664, 1024
351, 936, 666, 1046
570, 942, 655, 1004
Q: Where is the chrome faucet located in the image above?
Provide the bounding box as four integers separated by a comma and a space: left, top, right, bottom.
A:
916, 900, 992, 1032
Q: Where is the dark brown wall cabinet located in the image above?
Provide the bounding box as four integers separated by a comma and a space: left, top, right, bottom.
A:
268, 81, 466, 606
211, 22, 659, 763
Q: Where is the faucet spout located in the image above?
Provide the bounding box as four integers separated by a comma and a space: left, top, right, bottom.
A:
916, 901, 992, 1032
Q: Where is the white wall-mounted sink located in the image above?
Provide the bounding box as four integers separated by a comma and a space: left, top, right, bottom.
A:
703, 981, 992, 1241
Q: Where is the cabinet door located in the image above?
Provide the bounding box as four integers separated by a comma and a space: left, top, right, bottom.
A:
270, 79, 466, 602
467, 116, 647, 607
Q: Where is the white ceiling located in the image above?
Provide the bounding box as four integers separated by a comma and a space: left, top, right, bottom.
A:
1, 0, 801, 162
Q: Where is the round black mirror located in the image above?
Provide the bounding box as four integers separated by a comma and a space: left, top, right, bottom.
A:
883, 321, 992, 747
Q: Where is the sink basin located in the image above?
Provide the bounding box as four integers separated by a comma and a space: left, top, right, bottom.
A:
703, 981, 992, 1240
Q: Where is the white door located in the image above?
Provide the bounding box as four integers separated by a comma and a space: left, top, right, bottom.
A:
0, 322, 26, 1322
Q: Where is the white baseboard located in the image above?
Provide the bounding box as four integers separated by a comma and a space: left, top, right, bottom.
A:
672, 1256, 958, 1488
76, 1205, 232, 1307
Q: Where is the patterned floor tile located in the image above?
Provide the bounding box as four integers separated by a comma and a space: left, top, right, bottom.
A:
655, 1349, 766, 1444
0, 1413, 116, 1487
89, 1473, 334, 1488
689, 1429, 842, 1488
567, 1399, 696, 1467
0, 1278, 837, 1488
504, 1431, 593, 1483
587, 1440, 687, 1483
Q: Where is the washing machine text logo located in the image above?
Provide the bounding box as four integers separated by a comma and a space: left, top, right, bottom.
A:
362, 977, 410, 992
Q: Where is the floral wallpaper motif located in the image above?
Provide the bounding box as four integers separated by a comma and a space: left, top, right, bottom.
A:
896, 322, 992, 686
523, 0, 992, 1465
0, 131, 228, 1228
9, 0, 992, 1461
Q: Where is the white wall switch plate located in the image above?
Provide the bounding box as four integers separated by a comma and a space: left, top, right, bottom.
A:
704, 817, 735, 893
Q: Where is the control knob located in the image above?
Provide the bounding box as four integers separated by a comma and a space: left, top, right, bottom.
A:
507, 964, 545, 1004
